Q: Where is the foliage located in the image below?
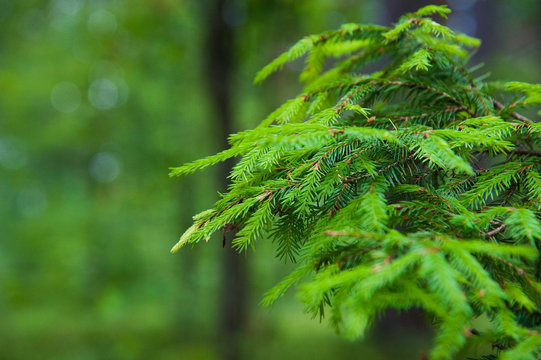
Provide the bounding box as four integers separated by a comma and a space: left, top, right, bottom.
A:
171, 5, 541, 359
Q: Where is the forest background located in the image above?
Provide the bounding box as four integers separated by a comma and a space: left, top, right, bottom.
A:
1, 0, 540, 359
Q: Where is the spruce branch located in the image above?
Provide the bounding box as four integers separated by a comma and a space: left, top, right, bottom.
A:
172, 4, 541, 359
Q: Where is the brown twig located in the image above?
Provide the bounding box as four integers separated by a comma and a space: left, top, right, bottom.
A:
493, 99, 533, 123
484, 223, 506, 238
508, 148, 541, 157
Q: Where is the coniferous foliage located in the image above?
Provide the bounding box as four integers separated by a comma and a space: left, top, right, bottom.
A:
171, 5, 541, 359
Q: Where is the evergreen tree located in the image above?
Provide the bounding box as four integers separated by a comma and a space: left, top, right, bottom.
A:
171, 5, 541, 359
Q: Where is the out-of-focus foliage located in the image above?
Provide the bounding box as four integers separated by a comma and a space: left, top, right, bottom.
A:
0, 0, 540, 359
0, 1, 218, 359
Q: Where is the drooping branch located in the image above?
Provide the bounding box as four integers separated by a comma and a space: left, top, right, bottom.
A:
174, 6, 541, 359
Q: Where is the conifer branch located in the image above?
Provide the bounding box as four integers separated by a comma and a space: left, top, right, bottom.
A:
173, 5, 541, 359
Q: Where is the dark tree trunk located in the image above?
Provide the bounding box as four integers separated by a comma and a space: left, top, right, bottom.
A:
471, 0, 497, 60
204, 1, 248, 360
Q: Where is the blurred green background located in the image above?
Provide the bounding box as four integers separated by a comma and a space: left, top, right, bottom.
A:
1, 0, 540, 359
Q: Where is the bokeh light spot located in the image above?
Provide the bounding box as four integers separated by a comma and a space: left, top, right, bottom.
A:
51, 81, 82, 113
89, 152, 120, 183
0, 138, 27, 170
49, 0, 84, 17
115, 77, 130, 106
88, 9, 117, 34
88, 78, 118, 110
